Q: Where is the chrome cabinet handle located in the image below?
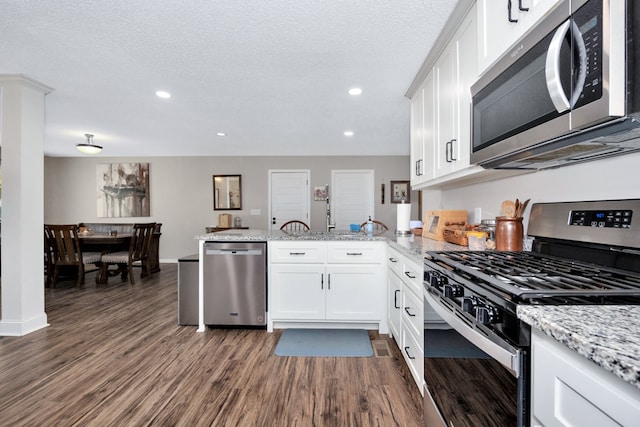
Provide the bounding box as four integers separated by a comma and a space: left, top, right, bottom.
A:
389, 257, 398, 263
394, 290, 400, 309
507, 0, 518, 23
404, 307, 416, 317
404, 271, 416, 279
404, 346, 416, 360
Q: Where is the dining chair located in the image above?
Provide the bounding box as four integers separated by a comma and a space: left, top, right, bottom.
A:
99, 222, 156, 284
280, 220, 310, 233
44, 224, 103, 288
359, 220, 389, 233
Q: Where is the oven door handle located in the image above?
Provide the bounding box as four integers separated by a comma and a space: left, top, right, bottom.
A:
424, 291, 521, 378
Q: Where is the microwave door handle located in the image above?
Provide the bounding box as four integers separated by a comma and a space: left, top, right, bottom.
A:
545, 19, 572, 113
569, 21, 588, 108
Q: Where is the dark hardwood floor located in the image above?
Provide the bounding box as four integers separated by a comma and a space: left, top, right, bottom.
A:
0, 264, 423, 426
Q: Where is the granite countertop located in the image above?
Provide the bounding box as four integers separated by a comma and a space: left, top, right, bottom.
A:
518, 305, 640, 390
198, 229, 465, 263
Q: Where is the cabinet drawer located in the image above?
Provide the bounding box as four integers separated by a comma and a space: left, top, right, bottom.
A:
327, 242, 385, 264
402, 326, 424, 390
402, 257, 424, 295
387, 247, 402, 276
402, 285, 424, 337
269, 242, 326, 263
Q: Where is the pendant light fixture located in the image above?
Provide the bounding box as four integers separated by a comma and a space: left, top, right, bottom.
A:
76, 133, 102, 154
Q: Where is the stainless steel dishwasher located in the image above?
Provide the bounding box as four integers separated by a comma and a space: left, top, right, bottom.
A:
203, 241, 267, 326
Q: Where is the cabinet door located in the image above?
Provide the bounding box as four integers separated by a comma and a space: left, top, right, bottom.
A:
325, 264, 383, 321
402, 325, 424, 390
453, 8, 477, 170
411, 72, 436, 186
518, 0, 565, 35
434, 7, 476, 178
269, 241, 326, 263
477, 0, 523, 75
531, 328, 640, 426
326, 241, 385, 264
478, 0, 564, 75
270, 264, 325, 320
434, 43, 457, 178
422, 71, 436, 182
410, 82, 425, 186
387, 270, 402, 342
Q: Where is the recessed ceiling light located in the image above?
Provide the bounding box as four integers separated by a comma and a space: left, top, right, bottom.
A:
344, 131, 354, 137
216, 132, 227, 137
155, 90, 171, 99
348, 87, 362, 96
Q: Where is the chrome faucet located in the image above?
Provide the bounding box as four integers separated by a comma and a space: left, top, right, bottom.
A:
325, 184, 336, 232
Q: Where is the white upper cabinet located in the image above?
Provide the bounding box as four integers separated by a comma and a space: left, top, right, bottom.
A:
409, 5, 477, 186
434, 11, 477, 178
410, 71, 435, 186
477, 0, 564, 75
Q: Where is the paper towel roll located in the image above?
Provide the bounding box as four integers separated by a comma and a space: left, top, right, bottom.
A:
396, 203, 411, 232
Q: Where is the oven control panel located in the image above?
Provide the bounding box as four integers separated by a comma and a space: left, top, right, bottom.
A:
569, 209, 632, 228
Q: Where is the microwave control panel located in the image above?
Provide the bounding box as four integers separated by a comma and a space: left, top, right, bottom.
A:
569, 209, 632, 228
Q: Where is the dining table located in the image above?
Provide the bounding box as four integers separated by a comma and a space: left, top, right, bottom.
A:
78, 232, 132, 284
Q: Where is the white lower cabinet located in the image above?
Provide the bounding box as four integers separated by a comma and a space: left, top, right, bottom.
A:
270, 264, 325, 320
269, 241, 386, 331
531, 328, 640, 427
387, 267, 402, 340
387, 245, 432, 393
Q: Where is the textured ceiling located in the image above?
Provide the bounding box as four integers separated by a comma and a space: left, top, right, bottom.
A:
1, 1, 457, 157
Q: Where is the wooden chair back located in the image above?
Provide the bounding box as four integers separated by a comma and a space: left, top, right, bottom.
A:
45, 224, 83, 266
45, 224, 87, 287
129, 222, 156, 264
280, 220, 310, 233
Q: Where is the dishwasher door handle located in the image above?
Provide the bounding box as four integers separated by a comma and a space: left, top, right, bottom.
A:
206, 249, 263, 256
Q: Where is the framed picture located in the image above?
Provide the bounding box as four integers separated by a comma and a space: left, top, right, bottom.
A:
390, 180, 410, 203
97, 163, 150, 217
313, 186, 328, 201
213, 174, 242, 210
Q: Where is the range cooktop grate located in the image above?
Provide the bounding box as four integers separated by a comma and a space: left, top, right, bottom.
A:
426, 251, 640, 302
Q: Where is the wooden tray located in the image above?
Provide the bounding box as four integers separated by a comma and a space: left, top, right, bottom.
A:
443, 223, 478, 246
423, 210, 468, 241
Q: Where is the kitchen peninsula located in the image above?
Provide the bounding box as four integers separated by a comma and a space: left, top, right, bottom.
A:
195, 229, 460, 334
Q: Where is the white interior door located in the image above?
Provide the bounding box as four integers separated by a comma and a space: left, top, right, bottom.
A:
269, 170, 310, 230
331, 170, 374, 230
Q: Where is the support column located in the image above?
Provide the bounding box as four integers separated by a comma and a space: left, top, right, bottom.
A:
0, 74, 53, 336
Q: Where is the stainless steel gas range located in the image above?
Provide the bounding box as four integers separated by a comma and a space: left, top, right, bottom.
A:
422, 199, 640, 427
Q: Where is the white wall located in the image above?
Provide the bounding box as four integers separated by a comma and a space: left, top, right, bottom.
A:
44, 155, 418, 261
421, 152, 640, 234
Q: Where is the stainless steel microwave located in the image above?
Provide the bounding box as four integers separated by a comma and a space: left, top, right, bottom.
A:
471, 0, 640, 170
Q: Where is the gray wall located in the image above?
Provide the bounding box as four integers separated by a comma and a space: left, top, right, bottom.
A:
44, 155, 417, 260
